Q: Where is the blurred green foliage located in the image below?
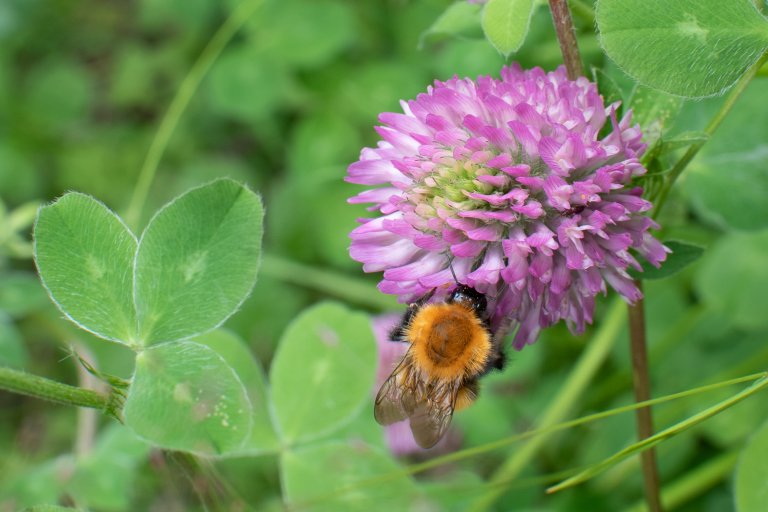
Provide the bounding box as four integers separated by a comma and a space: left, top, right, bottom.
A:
1, 0, 768, 511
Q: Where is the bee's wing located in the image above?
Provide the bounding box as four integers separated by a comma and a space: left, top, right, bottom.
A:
408, 379, 461, 449
374, 357, 417, 426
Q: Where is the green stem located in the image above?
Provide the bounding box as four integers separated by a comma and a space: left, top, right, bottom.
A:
548, 375, 768, 493
622, 450, 739, 512
290, 372, 764, 509
260, 253, 398, 311
627, 281, 663, 512
409, 372, 762, 478
652, 51, 768, 218
468, 297, 625, 511
124, 0, 263, 229
0, 366, 109, 410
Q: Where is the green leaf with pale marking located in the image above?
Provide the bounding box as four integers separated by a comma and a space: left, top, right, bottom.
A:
270, 302, 376, 444
736, 420, 768, 512
482, 0, 536, 57
123, 341, 253, 455
194, 329, 279, 454
419, 1, 483, 48
135, 179, 263, 345
694, 231, 768, 331
34, 193, 138, 345
629, 241, 703, 280
597, 0, 768, 97
282, 441, 417, 512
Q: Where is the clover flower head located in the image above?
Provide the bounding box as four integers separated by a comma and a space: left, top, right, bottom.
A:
348, 64, 668, 349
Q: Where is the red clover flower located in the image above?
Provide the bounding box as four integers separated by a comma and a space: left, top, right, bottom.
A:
347, 65, 668, 348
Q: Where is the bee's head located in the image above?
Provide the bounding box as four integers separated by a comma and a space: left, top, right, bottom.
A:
448, 285, 487, 317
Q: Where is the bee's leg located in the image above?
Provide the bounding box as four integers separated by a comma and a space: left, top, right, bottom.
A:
491, 345, 507, 371
388, 303, 418, 342
483, 339, 507, 374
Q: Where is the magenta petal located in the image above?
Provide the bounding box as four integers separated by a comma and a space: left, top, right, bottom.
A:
515, 176, 544, 190
512, 201, 544, 219
348, 158, 409, 186
445, 217, 478, 232
508, 120, 540, 157
638, 234, 671, 267
543, 175, 573, 210
351, 239, 421, 272
500, 241, 529, 281
486, 153, 512, 168
451, 239, 485, 258
466, 245, 504, 285
348, 187, 398, 205
550, 258, 572, 294
466, 191, 510, 206
526, 225, 558, 253
500, 164, 531, 177
603, 269, 642, 303
379, 112, 429, 137
384, 253, 445, 281
529, 252, 553, 282
512, 301, 543, 349
413, 234, 448, 251
476, 174, 510, 187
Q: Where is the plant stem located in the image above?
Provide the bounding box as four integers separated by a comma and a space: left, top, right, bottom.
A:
622, 450, 739, 512
549, 2, 660, 508
548, 375, 768, 493
124, 0, 263, 230
260, 253, 399, 311
652, 50, 768, 218
627, 281, 663, 512
74, 343, 101, 457
0, 366, 109, 411
468, 297, 625, 511
548, 0, 584, 79
293, 372, 764, 508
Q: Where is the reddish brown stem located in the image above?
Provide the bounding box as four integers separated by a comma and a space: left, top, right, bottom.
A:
548, 2, 662, 509
628, 281, 663, 512
548, 0, 584, 79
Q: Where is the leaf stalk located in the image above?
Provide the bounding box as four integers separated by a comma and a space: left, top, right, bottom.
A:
0, 366, 117, 415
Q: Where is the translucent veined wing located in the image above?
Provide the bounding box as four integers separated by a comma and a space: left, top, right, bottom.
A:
375, 355, 463, 448
374, 354, 417, 426
408, 378, 461, 448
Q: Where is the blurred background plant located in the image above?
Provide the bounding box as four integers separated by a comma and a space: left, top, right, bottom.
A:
1, 0, 768, 511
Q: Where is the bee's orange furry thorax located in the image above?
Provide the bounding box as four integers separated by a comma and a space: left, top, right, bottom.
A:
406, 302, 491, 381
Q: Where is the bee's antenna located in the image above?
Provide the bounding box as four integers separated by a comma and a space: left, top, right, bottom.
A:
448, 261, 459, 285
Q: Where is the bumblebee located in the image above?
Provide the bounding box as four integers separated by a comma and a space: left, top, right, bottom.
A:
374, 285, 505, 448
